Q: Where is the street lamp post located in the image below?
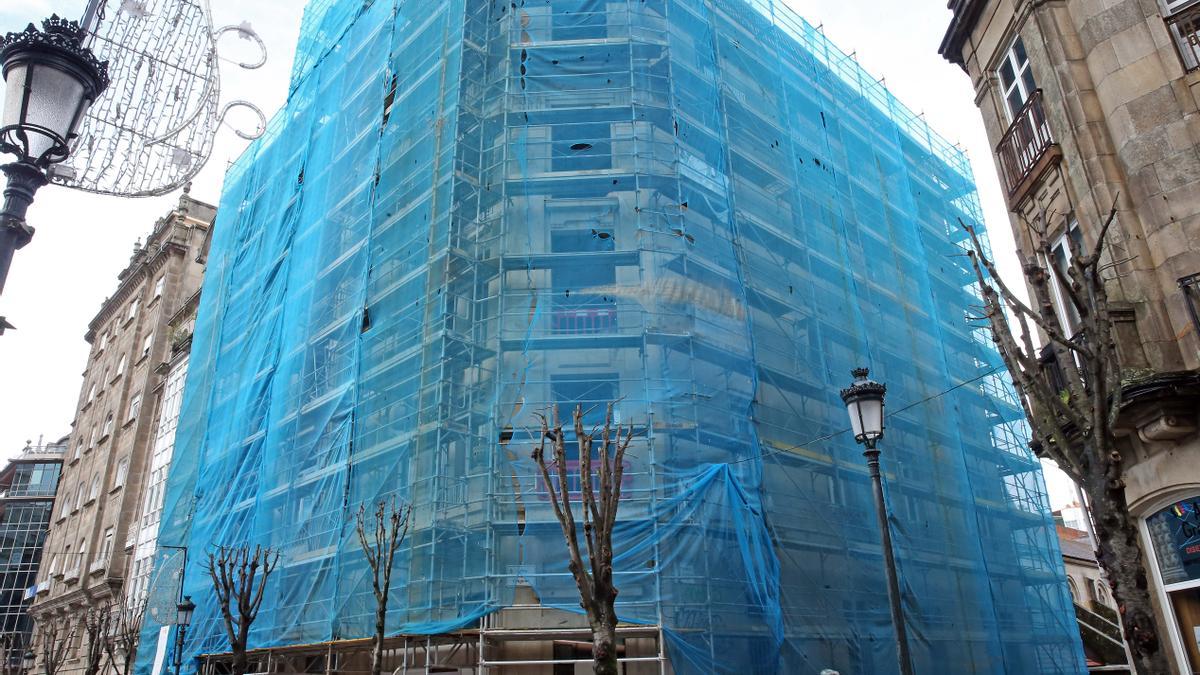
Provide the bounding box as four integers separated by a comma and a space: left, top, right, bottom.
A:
20, 649, 32, 675
173, 596, 195, 675
841, 367, 913, 675
0, 15, 109, 328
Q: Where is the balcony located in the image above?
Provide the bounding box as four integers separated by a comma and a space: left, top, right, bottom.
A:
1167, 4, 1200, 73
995, 89, 1060, 204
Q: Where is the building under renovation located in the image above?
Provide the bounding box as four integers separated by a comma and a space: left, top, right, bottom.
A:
137, 0, 1088, 673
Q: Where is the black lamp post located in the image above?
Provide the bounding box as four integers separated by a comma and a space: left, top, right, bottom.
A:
0, 15, 109, 329
173, 595, 195, 675
21, 649, 33, 674
841, 367, 913, 675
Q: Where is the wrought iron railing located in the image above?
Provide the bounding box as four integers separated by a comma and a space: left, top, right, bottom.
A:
996, 89, 1054, 198
1167, 4, 1200, 73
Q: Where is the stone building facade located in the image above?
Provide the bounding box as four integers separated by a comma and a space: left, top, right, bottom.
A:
942, 0, 1200, 671
27, 193, 214, 675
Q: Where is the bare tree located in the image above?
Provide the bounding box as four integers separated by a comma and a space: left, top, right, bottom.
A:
532, 403, 633, 675
205, 545, 280, 675
37, 614, 76, 675
354, 499, 413, 675
81, 603, 112, 675
961, 200, 1170, 673
103, 592, 148, 675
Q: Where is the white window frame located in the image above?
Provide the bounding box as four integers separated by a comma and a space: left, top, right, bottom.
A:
128, 392, 143, 422
114, 457, 129, 489
101, 528, 114, 562
1047, 221, 1084, 336
1140, 492, 1200, 673
115, 354, 126, 379
998, 35, 1037, 122
127, 300, 138, 321
1162, 0, 1200, 15
101, 413, 114, 438
153, 275, 164, 299
140, 332, 154, 359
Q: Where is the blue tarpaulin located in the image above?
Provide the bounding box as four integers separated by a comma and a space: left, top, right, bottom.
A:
137, 1, 1087, 672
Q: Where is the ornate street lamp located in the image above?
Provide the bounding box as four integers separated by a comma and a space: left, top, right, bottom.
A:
841, 367, 913, 675
173, 595, 195, 675
0, 15, 108, 326
21, 649, 33, 674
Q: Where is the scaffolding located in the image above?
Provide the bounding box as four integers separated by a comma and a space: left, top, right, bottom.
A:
136, 0, 1087, 673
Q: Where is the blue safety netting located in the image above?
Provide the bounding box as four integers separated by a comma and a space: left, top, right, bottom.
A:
136, 0, 1087, 673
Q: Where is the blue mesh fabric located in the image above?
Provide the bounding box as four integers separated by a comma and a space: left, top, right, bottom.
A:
135, 1, 1087, 673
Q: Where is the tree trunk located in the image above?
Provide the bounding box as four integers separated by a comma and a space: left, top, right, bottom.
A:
591, 615, 619, 675
371, 604, 385, 675
231, 647, 248, 675
1086, 475, 1173, 675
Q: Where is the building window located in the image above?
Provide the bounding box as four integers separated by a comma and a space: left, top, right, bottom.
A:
115, 354, 126, 379
101, 413, 114, 438
97, 332, 108, 352
114, 457, 129, 489
128, 392, 143, 422
100, 528, 114, 563
1145, 496, 1200, 671
551, 372, 619, 429
127, 300, 138, 322
74, 437, 84, 461
86, 382, 96, 403
1049, 221, 1085, 334
1163, 0, 1200, 72
87, 427, 96, 450
88, 474, 100, 502
140, 332, 154, 359
153, 275, 164, 298
552, 122, 612, 172
998, 35, 1037, 121
551, 0, 608, 41
73, 485, 84, 512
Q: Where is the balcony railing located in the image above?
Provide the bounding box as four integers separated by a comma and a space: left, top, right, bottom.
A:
1167, 4, 1200, 73
996, 89, 1057, 200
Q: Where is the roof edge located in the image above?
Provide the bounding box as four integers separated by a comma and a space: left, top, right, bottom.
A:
940, 0, 986, 69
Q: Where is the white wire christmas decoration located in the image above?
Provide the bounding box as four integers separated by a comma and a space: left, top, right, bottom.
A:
47, 0, 268, 197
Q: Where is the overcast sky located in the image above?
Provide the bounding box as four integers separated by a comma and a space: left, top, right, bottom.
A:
0, 0, 1076, 508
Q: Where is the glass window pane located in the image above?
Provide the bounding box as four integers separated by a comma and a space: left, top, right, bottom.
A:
1147, 497, 1200, 586
1000, 60, 1016, 89
1169, 587, 1200, 671
1014, 36, 1029, 66
1007, 90, 1025, 118
1021, 68, 1037, 97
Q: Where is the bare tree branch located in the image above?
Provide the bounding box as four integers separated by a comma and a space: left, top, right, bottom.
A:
532, 403, 632, 675
205, 545, 279, 675
957, 208, 1170, 673
355, 498, 412, 675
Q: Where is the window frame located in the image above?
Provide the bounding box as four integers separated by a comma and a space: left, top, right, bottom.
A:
127, 391, 143, 422
1048, 221, 1085, 335
113, 457, 129, 490
998, 35, 1037, 122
